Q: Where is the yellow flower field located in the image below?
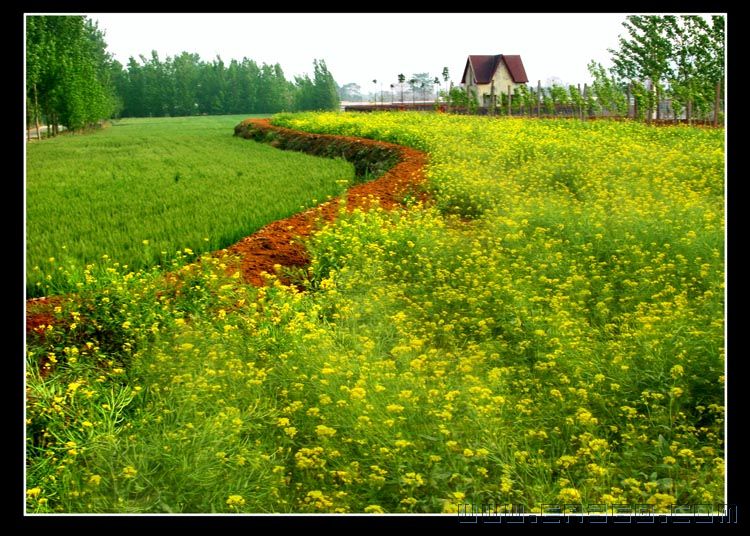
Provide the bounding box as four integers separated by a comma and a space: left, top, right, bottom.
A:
26, 112, 724, 513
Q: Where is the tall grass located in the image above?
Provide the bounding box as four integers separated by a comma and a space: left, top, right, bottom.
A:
26, 115, 355, 296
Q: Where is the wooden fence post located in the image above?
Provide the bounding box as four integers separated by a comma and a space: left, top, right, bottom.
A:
538, 81, 543, 117
626, 84, 631, 119
578, 83, 583, 120
586, 83, 591, 120
508, 85, 512, 116
489, 81, 495, 116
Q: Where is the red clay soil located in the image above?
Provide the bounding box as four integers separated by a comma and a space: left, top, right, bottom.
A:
25, 119, 428, 332
26, 296, 63, 340
225, 118, 428, 286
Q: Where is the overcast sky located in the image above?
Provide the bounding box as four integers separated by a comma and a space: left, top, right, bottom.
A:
83, 13, 690, 94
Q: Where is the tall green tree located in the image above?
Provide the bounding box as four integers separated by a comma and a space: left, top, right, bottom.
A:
604, 14, 725, 123
26, 15, 117, 134
312, 59, 340, 110
25, 16, 48, 137
664, 15, 724, 121
339, 83, 362, 102
587, 61, 627, 116
294, 74, 316, 111
410, 73, 434, 101
172, 52, 201, 116
609, 15, 673, 120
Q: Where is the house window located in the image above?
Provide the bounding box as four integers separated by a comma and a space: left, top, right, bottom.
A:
483, 94, 491, 106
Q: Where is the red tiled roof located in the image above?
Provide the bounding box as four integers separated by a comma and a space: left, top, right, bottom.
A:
463, 55, 496, 84
501, 55, 529, 84
461, 54, 529, 85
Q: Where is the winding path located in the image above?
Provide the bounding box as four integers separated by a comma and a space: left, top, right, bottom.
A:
227, 118, 428, 286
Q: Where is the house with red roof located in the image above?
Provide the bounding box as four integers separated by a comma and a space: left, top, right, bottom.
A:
461, 54, 529, 106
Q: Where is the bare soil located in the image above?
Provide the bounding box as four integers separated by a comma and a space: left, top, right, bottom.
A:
227, 118, 428, 285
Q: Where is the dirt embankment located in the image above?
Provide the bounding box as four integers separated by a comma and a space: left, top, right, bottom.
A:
26, 118, 429, 335
227, 118, 428, 286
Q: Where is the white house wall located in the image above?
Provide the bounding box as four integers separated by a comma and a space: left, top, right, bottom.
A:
464, 59, 527, 105
476, 64, 525, 105
493, 63, 516, 94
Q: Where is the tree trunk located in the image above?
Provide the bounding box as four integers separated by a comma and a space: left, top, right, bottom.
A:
713, 80, 721, 127
34, 85, 41, 140
627, 84, 632, 119
656, 85, 661, 120
687, 99, 692, 125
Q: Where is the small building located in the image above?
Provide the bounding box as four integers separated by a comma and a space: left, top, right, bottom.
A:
461, 54, 529, 106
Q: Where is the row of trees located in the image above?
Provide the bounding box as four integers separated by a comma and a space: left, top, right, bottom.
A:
26, 16, 119, 135
26, 16, 341, 135
608, 15, 724, 121
115, 53, 339, 118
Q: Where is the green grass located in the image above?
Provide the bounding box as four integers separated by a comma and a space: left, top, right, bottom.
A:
26, 115, 355, 296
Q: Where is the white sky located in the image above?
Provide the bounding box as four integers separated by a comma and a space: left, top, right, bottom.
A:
83, 13, 635, 93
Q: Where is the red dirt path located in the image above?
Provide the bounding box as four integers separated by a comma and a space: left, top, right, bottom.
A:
226, 119, 427, 286
25, 118, 428, 332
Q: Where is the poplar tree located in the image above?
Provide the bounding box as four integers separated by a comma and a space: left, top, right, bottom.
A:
609, 15, 673, 120
25, 15, 116, 134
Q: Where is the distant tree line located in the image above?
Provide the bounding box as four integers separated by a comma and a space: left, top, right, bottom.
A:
339, 70, 451, 105
26, 15, 340, 135
115, 53, 339, 118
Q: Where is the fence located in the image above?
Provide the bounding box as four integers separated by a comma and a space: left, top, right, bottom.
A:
343, 103, 440, 113
345, 101, 723, 125
452, 99, 723, 124
345, 81, 724, 127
